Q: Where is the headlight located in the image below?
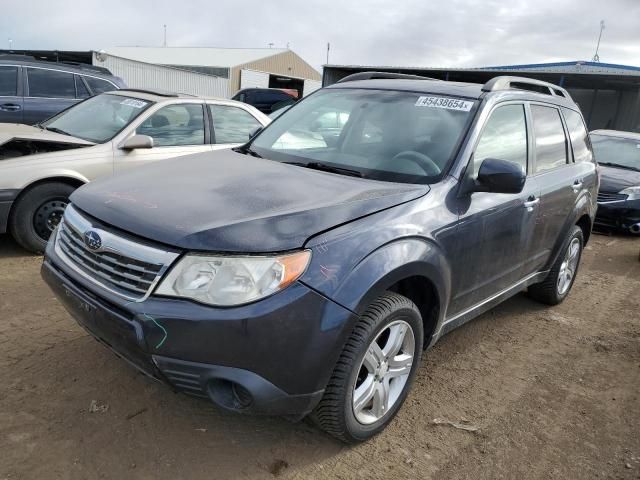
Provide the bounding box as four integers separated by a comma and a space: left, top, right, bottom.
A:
155, 250, 311, 306
620, 186, 640, 200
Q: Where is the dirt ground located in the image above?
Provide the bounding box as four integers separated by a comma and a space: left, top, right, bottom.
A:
1, 232, 639, 480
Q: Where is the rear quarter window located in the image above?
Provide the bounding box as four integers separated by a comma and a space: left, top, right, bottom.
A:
562, 108, 593, 163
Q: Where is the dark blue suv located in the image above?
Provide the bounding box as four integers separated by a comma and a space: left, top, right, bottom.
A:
42, 73, 598, 443
0, 56, 125, 125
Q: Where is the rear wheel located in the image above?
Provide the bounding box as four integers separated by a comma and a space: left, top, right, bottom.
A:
312, 292, 423, 443
9, 182, 76, 253
528, 225, 584, 305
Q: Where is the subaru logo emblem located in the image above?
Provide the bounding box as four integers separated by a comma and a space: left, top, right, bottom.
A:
84, 230, 102, 251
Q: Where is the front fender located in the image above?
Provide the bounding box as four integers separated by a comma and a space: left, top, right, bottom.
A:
301, 237, 451, 334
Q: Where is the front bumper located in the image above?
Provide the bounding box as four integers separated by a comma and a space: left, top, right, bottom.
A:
42, 246, 358, 417
595, 198, 640, 233
0, 189, 19, 234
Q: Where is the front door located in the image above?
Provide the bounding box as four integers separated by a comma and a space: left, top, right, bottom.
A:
448, 103, 541, 316
114, 103, 212, 173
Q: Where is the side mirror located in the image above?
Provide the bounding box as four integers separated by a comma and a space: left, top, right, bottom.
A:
476, 158, 525, 194
248, 126, 263, 140
121, 134, 154, 150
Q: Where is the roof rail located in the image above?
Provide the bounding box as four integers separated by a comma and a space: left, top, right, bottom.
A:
59, 61, 112, 75
482, 76, 571, 99
116, 88, 180, 98
337, 71, 441, 83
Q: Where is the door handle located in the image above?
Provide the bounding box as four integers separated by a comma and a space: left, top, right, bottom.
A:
0, 103, 21, 112
572, 180, 583, 192
524, 196, 540, 210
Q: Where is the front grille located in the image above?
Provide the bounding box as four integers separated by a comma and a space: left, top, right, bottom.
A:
54, 205, 179, 301
597, 191, 628, 203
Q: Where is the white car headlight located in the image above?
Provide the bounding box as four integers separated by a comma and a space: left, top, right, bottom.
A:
155, 250, 311, 306
620, 186, 640, 200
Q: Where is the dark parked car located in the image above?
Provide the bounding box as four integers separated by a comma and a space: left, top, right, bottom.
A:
0, 56, 125, 125
590, 129, 640, 234
232, 87, 297, 113
42, 74, 597, 443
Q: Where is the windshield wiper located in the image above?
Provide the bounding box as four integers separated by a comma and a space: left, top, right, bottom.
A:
599, 162, 640, 172
44, 126, 72, 137
236, 145, 262, 158
283, 161, 364, 178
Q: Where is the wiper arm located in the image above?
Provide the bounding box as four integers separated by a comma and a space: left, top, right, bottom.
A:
286, 161, 363, 178
236, 145, 263, 158
599, 162, 640, 172
44, 126, 72, 137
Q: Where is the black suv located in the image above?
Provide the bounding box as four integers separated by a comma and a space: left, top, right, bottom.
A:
0, 56, 125, 124
42, 73, 598, 443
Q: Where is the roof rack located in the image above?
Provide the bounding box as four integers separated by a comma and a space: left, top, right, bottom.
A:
482, 76, 571, 99
59, 61, 112, 75
116, 88, 180, 98
337, 71, 441, 83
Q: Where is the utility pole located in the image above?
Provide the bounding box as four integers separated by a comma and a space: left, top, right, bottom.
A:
163, 24, 167, 47
326, 42, 330, 65
592, 20, 605, 62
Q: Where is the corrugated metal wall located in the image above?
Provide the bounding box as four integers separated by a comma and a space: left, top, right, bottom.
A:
230, 50, 322, 94
93, 53, 230, 98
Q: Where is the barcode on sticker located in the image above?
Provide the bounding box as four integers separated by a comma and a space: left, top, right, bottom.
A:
121, 99, 148, 109
415, 96, 473, 111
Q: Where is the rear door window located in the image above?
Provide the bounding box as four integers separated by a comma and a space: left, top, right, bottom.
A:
0, 66, 18, 96
209, 104, 262, 144
27, 68, 76, 98
562, 108, 593, 164
531, 105, 568, 173
84, 76, 116, 94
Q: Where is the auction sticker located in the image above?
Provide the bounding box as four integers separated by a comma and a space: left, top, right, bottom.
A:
121, 99, 148, 109
415, 96, 473, 111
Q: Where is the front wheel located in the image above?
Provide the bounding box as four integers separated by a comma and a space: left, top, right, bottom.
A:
312, 292, 423, 443
9, 182, 76, 253
528, 225, 584, 305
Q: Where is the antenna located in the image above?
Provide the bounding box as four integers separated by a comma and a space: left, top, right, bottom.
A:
326, 42, 330, 65
592, 20, 605, 62
163, 24, 167, 47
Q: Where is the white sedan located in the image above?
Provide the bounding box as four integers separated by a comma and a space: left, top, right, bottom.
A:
0, 89, 270, 252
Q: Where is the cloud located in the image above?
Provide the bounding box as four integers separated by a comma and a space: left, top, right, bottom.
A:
1, 0, 638, 71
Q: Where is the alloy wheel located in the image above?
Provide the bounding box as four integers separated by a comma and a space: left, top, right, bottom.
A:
352, 320, 415, 425
557, 237, 580, 295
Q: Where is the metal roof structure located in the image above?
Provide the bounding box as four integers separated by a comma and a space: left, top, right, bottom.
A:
102, 47, 290, 68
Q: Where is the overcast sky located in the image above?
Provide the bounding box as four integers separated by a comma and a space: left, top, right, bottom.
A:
2, 0, 639, 71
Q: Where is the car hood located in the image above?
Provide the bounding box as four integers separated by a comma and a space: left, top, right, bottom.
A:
599, 164, 640, 193
71, 149, 429, 252
0, 123, 94, 148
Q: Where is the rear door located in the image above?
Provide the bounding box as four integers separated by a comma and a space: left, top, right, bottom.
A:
114, 102, 212, 173
527, 103, 590, 270
448, 102, 541, 315
24, 67, 79, 124
0, 65, 23, 123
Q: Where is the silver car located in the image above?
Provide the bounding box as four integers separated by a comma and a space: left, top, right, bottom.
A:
0, 89, 270, 252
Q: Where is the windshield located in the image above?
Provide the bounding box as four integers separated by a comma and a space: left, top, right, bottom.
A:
250, 88, 476, 184
591, 134, 640, 171
41, 94, 153, 143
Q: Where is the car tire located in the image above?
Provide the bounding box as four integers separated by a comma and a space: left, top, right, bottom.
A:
9, 182, 76, 254
312, 292, 423, 443
528, 225, 584, 306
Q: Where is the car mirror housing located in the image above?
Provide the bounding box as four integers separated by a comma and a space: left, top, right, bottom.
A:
121, 134, 154, 150
475, 158, 526, 194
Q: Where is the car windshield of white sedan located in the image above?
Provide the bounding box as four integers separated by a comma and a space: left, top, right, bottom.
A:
591, 135, 640, 172
41, 94, 152, 143
251, 88, 476, 183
